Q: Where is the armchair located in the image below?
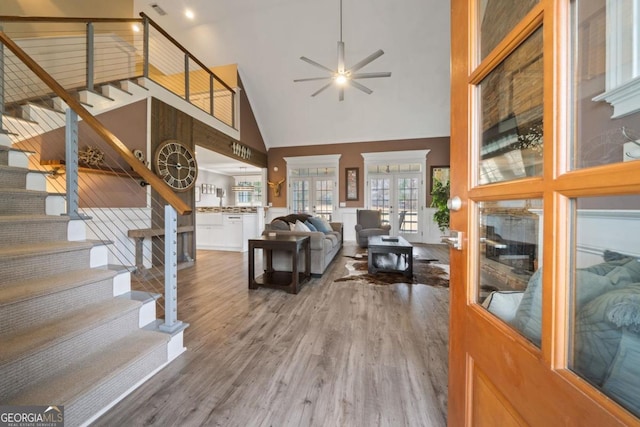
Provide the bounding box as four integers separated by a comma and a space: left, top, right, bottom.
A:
355, 209, 391, 248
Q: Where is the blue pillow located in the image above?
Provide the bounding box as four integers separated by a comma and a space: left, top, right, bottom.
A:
304, 220, 317, 231
308, 216, 332, 233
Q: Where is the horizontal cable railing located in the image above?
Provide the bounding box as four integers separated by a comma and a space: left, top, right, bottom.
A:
0, 31, 189, 330
0, 14, 236, 129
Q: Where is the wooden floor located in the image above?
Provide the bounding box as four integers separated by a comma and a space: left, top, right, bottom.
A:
94, 243, 450, 427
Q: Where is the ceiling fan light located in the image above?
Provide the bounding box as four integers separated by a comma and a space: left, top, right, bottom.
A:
335, 74, 348, 85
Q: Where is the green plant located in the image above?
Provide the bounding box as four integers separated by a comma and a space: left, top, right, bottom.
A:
431, 178, 450, 232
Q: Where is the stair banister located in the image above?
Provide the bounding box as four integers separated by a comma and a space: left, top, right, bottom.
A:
0, 30, 192, 215
140, 12, 237, 128
65, 109, 82, 219
161, 205, 183, 332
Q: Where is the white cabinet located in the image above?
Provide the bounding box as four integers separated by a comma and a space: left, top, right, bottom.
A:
196, 212, 258, 252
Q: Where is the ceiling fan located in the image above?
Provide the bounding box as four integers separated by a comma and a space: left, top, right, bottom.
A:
294, 0, 391, 101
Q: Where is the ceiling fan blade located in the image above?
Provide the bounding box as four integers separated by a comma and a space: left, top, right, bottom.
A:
300, 56, 335, 73
349, 80, 373, 94
351, 72, 392, 79
294, 77, 332, 82
311, 82, 333, 97
339, 87, 344, 101
337, 41, 345, 73
347, 49, 385, 73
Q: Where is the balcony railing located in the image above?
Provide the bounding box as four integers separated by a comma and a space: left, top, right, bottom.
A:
0, 14, 236, 128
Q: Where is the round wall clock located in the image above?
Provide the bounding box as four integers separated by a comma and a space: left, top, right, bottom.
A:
153, 140, 198, 192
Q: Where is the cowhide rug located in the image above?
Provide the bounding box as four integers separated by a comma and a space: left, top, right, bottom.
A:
336, 253, 450, 287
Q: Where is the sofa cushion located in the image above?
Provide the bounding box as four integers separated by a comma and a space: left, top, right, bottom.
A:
325, 234, 339, 248
305, 220, 317, 231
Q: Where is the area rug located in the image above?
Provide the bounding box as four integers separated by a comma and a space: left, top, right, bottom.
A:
336, 254, 450, 287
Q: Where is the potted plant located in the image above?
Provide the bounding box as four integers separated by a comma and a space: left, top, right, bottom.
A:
431, 178, 450, 232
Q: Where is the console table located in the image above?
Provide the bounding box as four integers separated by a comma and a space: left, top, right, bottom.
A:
248, 235, 310, 294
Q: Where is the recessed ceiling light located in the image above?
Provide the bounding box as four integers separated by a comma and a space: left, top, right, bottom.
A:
185, 9, 195, 20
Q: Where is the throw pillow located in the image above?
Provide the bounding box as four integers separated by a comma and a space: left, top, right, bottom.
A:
309, 216, 332, 234
294, 220, 311, 232
305, 220, 317, 231
270, 219, 290, 231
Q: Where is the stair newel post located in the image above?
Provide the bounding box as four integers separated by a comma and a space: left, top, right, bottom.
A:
65, 109, 81, 220
143, 17, 149, 78
86, 22, 94, 92
160, 204, 183, 332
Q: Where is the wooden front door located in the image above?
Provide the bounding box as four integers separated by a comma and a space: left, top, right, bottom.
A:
449, 0, 640, 425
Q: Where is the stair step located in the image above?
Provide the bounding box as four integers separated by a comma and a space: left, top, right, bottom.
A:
0, 145, 34, 168
0, 268, 117, 336
21, 102, 66, 128
8, 329, 169, 427
0, 215, 69, 246
0, 164, 28, 189
0, 241, 93, 283
0, 298, 143, 401
0, 188, 47, 215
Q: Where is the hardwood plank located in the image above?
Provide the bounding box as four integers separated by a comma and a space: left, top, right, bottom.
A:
94, 243, 450, 426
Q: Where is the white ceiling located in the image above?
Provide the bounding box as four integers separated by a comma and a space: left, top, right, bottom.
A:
133, 0, 451, 150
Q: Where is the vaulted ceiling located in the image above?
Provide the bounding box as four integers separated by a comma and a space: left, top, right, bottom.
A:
133, 0, 451, 150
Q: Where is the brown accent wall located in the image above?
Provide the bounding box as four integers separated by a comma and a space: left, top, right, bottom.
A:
238, 73, 267, 154
267, 137, 450, 208
14, 100, 148, 208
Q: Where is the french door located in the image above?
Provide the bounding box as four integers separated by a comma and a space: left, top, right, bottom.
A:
290, 177, 335, 220
368, 173, 422, 241
449, 0, 640, 425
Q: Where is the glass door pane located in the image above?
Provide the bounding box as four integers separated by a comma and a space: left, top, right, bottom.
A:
370, 177, 391, 227
397, 175, 420, 238
479, 27, 544, 185
291, 179, 310, 214
314, 179, 334, 220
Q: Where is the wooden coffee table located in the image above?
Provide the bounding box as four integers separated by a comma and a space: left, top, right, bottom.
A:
367, 235, 413, 277
248, 235, 310, 294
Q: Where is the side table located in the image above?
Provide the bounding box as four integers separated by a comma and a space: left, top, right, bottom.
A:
248, 235, 311, 294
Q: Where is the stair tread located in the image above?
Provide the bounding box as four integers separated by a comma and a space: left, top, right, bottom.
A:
0, 241, 93, 258
25, 101, 65, 115
0, 164, 29, 173
0, 268, 117, 308
7, 329, 168, 406
0, 298, 142, 365
0, 188, 47, 195
0, 214, 70, 224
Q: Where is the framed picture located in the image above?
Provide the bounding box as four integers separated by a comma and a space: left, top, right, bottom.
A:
431, 165, 450, 191
345, 167, 359, 201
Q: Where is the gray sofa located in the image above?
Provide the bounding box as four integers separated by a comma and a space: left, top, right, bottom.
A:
263, 214, 343, 276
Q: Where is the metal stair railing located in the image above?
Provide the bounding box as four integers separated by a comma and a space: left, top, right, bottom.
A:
0, 15, 236, 129
0, 30, 190, 332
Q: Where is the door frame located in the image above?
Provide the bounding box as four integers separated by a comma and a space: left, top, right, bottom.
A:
449, 1, 640, 426
362, 150, 429, 243
284, 154, 341, 218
